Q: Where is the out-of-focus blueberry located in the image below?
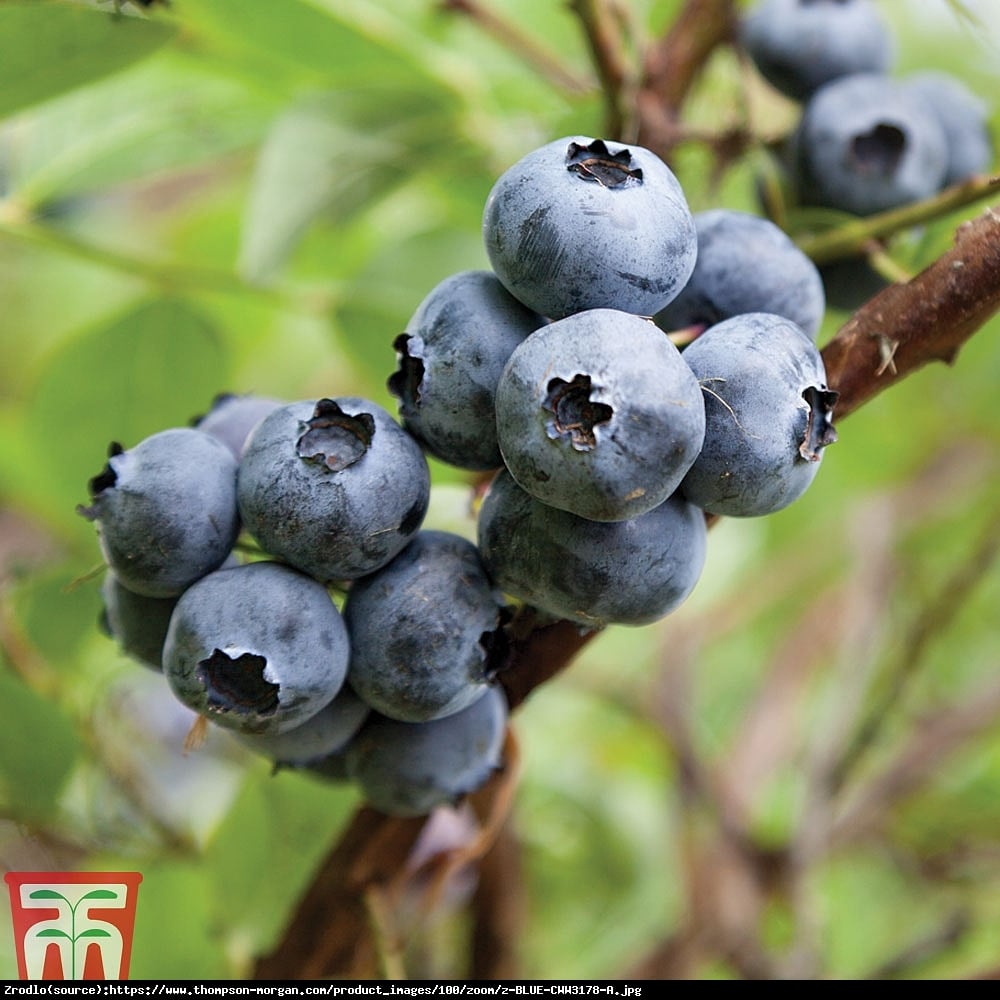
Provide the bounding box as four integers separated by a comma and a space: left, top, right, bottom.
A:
819, 254, 890, 312
903, 71, 993, 186
193, 392, 285, 458
741, 0, 893, 102
791, 73, 949, 216
99, 571, 178, 671
483, 136, 697, 319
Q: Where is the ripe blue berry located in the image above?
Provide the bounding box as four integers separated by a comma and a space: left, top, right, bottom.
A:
100, 571, 178, 671
388, 270, 542, 470
791, 73, 948, 216
477, 470, 707, 629
654, 210, 826, 339
78, 428, 240, 598
345, 686, 508, 817
902, 71, 993, 186
741, 0, 894, 102
237, 398, 430, 582
163, 561, 350, 736
495, 309, 705, 522
483, 136, 697, 319
235, 686, 369, 766
680, 313, 838, 517
193, 392, 284, 458
344, 530, 509, 723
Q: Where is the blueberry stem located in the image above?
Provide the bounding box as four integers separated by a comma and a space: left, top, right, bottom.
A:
796, 172, 1000, 265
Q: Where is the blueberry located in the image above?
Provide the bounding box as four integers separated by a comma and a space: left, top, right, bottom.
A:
99, 571, 178, 671
495, 309, 705, 522
344, 530, 509, 723
235, 686, 369, 766
818, 254, 889, 312
193, 392, 284, 458
740, 0, 893, 102
345, 685, 508, 817
679, 313, 838, 517
791, 73, 949, 216
163, 561, 350, 736
654, 210, 826, 339
237, 398, 430, 582
902, 71, 993, 186
482, 136, 697, 320
78, 428, 240, 598
387, 270, 543, 470
477, 469, 707, 629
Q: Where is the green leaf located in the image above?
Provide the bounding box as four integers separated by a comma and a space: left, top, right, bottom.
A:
78, 928, 113, 938
8, 54, 274, 207
112, 858, 234, 979
28, 889, 68, 901
23, 298, 229, 531
0, 1, 176, 120
238, 88, 462, 281
203, 766, 358, 952
11, 563, 105, 670
183, 0, 449, 91
0, 668, 83, 822
35, 929, 72, 939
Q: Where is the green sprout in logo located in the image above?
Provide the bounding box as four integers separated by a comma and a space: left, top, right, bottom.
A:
28, 887, 120, 980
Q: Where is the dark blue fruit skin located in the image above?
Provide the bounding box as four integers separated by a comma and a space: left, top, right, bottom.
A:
819, 254, 889, 313
345, 685, 508, 817
483, 136, 697, 320
388, 270, 543, 471
680, 313, 837, 517
100, 571, 178, 671
163, 561, 350, 736
235, 686, 369, 765
237, 398, 430, 582
740, 0, 893, 102
194, 392, 284, 458
495, 309, 705, 522
78, 427, 240, 599
344, 530, 507, 723
654, 210, 826, 339
903, 71, 993, 186
791, 73, 948, 217
477, 469, 707, 629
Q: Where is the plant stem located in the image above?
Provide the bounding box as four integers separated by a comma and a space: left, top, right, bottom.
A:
438, 0, 593, 96
796, 173, 1000, 264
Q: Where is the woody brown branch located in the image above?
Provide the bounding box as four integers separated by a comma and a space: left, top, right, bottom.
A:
821, 206, 1000, 419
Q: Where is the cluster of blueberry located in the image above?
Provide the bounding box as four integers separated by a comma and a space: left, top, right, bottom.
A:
741, 0, 993, 303
81, 128, 843, 816
81, 393, 509, 817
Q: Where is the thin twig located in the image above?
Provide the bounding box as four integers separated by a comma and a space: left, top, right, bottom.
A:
568, 0, 639, 139
830, 508, 1000, 793
439, 0, 594, 96
796, 174, 1000, 264
865, 910, 970, 980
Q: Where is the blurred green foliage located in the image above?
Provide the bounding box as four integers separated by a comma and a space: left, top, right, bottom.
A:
1, 0, 999, 981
